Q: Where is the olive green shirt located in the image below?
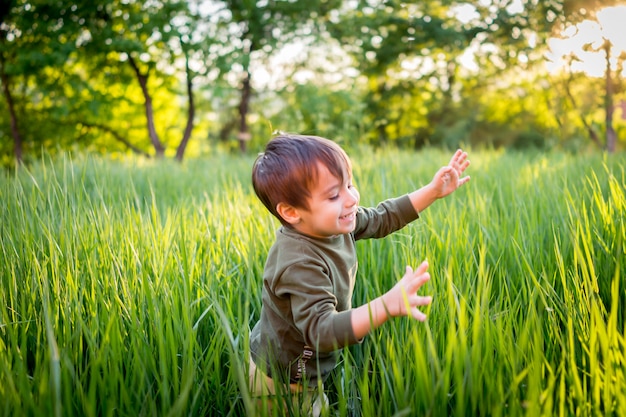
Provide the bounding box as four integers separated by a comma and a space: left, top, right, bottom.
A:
250, 195, 419, 386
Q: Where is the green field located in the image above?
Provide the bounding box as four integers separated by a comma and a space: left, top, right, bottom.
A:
1, 148, 625, 416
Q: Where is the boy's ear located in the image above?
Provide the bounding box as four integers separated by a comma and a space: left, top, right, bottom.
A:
276, 202, 301, 225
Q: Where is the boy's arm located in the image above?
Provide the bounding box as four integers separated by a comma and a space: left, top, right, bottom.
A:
350, 151, 469, 338
408, 149, 470, 214
351, 261, 432, 340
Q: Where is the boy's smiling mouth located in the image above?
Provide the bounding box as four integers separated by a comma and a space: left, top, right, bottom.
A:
340, 212, 356, 221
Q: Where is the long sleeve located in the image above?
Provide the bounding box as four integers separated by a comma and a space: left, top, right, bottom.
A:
275, 250, 358, 352
353, 194, 419, 240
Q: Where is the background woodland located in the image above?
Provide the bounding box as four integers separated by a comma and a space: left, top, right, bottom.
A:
1, 0, 625, 168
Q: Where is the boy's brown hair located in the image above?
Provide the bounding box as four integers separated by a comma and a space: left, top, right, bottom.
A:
252, 134, 352, 226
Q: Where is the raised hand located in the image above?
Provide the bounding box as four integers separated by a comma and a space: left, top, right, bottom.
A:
432, 149, 471, 198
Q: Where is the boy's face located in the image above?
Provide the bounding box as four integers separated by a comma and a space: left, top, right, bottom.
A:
290, 162, 360, 239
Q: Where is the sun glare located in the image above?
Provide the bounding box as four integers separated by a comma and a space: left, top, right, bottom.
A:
546, 5, 626, 77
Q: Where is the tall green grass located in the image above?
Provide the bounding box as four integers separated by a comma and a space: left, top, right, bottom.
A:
1, 149, 624, 416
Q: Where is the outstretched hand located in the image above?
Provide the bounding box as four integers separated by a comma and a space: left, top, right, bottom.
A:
431, 149, 471, 198
351, 260, 433, 339
383, 261, 432, 321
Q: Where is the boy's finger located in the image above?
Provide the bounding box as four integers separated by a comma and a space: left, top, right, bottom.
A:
407, 272, 430, 293
412, 308, 427, 321
449, 149, 463, 165
401, 266, 413, 284
415, 295, 432, 306
415, 260, 429, 275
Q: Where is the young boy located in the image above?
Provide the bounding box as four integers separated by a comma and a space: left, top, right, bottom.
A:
249, 134, 470, 414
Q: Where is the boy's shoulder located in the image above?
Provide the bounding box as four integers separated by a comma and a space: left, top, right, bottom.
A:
265, 229, 326, 279
273, 226, 324, 252
264, 227, 356, 288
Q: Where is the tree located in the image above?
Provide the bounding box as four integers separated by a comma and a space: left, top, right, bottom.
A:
547, 4, 626, 152
219, 0, 342, 152
76, 0, 205, 159
0, 0, 85, 165
0, 1, 179, 165
326, 1, 488, 146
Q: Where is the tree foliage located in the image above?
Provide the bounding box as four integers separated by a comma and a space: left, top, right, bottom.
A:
217, 0, 343, 151
0, 0, 624, 167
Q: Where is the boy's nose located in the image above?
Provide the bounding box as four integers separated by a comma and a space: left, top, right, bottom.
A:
346, 188, 359, 206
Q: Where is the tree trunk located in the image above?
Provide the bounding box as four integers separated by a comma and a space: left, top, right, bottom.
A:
175, 53, 195, 162
128, 55, 165, 158
563, 68, 601, 148
218, 118, 238, 142
0, 59, 23, 165
603, 39, 616, 153
237, 70, 252, 153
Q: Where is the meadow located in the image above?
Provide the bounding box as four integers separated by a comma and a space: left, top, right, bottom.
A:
0, 148, 624, 417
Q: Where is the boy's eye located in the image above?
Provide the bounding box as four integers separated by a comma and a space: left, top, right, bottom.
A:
329, 194, 339, 201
